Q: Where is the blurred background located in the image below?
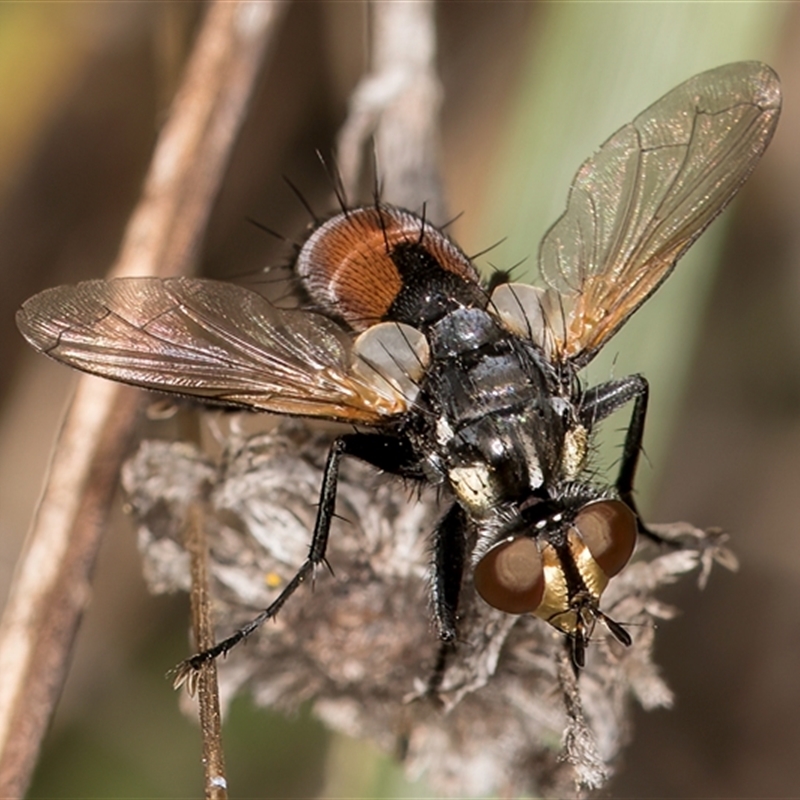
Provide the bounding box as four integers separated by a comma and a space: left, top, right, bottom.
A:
1, 2, 799, 796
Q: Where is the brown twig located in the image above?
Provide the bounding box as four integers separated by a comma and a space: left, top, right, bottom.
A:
184, 503, 228, 800
0, 2, 286, 795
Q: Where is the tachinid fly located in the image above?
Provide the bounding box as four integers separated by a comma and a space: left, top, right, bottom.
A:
16, 62, 781, 673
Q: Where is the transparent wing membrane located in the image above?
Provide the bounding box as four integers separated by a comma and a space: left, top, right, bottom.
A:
539, 61, 781, 366
16, 277, 410, 423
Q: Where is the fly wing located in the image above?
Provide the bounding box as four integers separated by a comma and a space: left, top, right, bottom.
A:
539, 61, 781, 367
16, 277, 410, 423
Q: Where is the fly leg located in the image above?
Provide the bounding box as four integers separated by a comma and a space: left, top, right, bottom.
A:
339, 436, 468, 651
579, 374, 663, 542
614, 380, 649, 527
334, 439, 467, 694
432, 502, 468, 641
427, 502, 467, 693
178, 432, 420, 673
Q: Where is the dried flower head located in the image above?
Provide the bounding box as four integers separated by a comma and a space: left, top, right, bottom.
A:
122, 420, 735, 797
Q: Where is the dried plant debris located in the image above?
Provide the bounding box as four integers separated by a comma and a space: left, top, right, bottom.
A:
121, 421, 736, 797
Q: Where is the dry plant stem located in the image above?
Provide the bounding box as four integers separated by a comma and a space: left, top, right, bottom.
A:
0, 2, 286, 795
557, 652, 607, 792
336, 0, 446, 221
185, 504, 228, 800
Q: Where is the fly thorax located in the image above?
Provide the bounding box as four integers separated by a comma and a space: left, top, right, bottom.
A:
428, 307, 498, 358
423, 306, 566, 510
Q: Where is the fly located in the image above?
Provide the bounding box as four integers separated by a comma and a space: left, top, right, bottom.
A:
16, 62, 781, 672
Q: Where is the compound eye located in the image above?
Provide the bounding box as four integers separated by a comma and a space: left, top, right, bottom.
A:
474, 537, 544, 614
574, 500, 637, 578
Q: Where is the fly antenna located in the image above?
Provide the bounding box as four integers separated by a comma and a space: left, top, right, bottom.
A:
597, 609, 633, 647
